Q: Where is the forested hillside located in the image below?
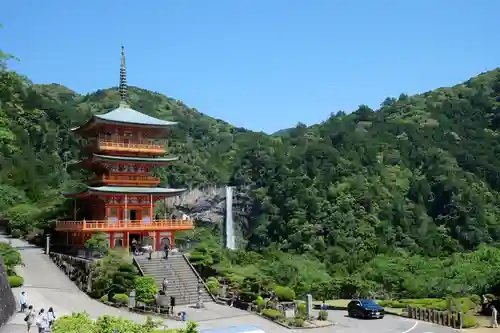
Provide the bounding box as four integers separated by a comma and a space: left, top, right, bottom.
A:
3, 46, 500, 299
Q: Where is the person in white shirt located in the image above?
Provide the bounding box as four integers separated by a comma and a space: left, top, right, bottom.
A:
19, 291, 27, 312
47, 307, 56, 328
35, 308, 49, 333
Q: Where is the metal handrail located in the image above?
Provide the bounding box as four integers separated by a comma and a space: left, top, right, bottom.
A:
182, 253, 217, 302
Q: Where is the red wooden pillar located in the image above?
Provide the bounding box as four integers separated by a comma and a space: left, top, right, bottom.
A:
155, 231, 161, 250
109, 232, 115, 248
123, 231, 129, 249
170, 231, 175, 249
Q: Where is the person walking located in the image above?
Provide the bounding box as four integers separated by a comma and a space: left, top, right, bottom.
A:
163, 243, 170, 260
24, 305, 36, 332
47, 307, 56, 328
162, 277, 168, 294
147, 244, 153, 260
492, 305, 498, 328
35, 308, 49, 333
20, 291, 27, 313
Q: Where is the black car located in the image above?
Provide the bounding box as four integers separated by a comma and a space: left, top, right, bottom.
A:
347, 299, 385, 319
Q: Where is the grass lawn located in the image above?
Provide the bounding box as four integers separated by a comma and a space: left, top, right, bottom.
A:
312, 299, 351, 307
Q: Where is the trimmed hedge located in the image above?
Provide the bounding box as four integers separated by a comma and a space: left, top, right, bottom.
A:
274, 286, 295, 301
318, 310, 328, 320
462, 314, 477, 328
292, 318, 305, 327
206, 277, 220, 295
377, 297, 477, 312
262, 308, 283, 320
10, 229, 22, 239
112, 293, 129, 305
8, 275, 24, 288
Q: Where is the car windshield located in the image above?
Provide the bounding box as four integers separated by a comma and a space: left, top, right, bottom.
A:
361, 300, 378, 306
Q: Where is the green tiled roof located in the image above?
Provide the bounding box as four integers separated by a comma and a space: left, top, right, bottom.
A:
93, 154, 178, 163
87, 186, 186, 195
71, 106, 177, 132
94, 106, 177, 126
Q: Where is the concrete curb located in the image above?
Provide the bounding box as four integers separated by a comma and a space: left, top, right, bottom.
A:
255, 313, 335, 330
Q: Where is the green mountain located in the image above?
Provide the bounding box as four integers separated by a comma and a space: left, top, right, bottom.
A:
4, 47, 500, 299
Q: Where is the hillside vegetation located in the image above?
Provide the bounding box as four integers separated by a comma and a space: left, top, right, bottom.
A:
3, 45, 500, 299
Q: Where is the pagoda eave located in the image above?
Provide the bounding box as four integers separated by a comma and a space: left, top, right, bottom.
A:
72, 114, 178, 136
92, 154, 179, 164
65, 186, 186, 198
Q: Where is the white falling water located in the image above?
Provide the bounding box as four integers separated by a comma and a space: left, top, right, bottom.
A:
225, 186, 236, 250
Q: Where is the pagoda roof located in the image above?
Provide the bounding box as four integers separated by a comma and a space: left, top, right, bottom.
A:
66, 186, 186, 197
93, 154, 178, 163
72, 105, 177, 132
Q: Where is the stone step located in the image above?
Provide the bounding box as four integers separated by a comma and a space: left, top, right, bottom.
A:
134, 257, 212, 306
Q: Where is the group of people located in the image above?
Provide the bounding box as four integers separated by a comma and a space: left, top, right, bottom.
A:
131, 239, 171, 261
20, 291, 56, 332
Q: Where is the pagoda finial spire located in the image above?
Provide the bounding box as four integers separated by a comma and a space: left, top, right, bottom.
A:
119, 46, 129, 107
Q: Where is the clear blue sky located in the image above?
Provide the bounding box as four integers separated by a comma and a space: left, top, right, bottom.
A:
1, 0, 499, 133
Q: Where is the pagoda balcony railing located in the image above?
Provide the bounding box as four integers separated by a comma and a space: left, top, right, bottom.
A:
91, 175, 160, 186
55, 219, 193, 232
97, 140, 165, 154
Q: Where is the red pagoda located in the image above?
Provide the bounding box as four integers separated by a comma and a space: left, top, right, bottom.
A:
55, 47, 192, 250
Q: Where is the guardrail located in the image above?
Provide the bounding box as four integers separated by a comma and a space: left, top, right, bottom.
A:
55, 219, 194, 232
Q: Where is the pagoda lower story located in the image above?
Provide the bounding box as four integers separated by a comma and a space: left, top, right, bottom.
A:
55, 188, 192, 251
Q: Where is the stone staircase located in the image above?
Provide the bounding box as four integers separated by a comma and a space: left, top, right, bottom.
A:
134, 252, 213, 306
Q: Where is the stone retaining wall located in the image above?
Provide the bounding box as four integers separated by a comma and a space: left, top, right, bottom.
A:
50, 253, 95, 293
0, 256, 16, 328
406, 306, 462, 328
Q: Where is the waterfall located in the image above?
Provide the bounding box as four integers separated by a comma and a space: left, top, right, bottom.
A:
225, 186, 236, 250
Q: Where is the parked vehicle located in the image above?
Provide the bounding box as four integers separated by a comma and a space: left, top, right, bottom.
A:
347, 299, 385, 319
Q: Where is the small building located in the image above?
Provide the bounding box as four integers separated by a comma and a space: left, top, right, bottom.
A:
55, 47, 192, 250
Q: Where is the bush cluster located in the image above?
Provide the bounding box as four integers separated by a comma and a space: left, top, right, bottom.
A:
261, 308, 283, 320
8, 275, 24, 288
113, 293, 130, 305
377, 297, 478, 313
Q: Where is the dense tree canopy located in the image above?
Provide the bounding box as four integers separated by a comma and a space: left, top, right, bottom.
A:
3, 43, 500, 298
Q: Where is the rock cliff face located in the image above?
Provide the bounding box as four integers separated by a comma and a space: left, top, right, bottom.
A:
0, 256, 15, 328
165, 186, 227, 224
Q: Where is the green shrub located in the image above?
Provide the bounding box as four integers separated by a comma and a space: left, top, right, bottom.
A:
10, 229, 22, 238
462, 314, 477, 329
239, 291, 257, 303
100, 295, 108, 302
297, 302, 307, 315
469, 294, 481, 305
274, 286, 295, 301
292, 318, 305, 327
8, 275, 23, 288
134, 276, 158, 304
485, 294, 496, 301
206, 277, 220, 295
262, 308, 283, 320
112, 293, 129, 305
317, 310, 328, 321
254, 296, 265, 312
377, 300, 390, 307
